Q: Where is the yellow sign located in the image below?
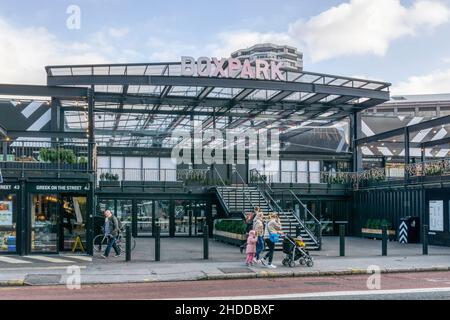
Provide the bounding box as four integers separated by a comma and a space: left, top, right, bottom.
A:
72, 236, 85, 253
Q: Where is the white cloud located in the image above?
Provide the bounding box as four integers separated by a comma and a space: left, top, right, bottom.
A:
392, 68, 450, 94
0, 18, 110, 84
288, 0, 450, 62
108, 27, 130, 38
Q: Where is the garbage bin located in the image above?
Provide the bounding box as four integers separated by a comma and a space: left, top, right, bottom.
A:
398, 217, 420, 243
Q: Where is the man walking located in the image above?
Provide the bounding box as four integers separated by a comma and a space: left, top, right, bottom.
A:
101, 210, 121, 259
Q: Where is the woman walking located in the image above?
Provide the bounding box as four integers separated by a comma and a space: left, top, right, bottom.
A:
262, 213, 283, 269
253, 211, 265, 264
240, 206, 260, 254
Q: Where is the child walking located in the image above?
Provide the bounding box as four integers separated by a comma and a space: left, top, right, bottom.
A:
245, 230, 257, 266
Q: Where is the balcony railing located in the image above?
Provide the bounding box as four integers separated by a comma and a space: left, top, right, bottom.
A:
249, 170, 351, 185
249, 161, 450, 188
0, 140, 91, 174
97, 168, 210, 185
405, 159, 450, 178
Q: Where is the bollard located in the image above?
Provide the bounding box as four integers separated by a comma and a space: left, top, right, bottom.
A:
382, 225, 387, 256
316, 223, 322, 251
203, 223, 209, 260
423, 224, 429, 255
339, 224, 345, 257
155, 224, 161, 262
125, 225, 131, 262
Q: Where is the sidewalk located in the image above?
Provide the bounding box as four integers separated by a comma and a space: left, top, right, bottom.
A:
1, 237, 450, 286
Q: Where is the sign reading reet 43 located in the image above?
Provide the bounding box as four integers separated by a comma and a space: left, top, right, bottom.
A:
181, 56, 286, 81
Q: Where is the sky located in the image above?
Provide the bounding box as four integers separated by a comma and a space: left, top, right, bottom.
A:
0, 0, 450, 95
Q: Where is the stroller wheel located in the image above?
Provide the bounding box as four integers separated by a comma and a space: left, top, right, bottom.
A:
282, 258, 289, 267
306, 260, 314, 268
299, 258, 306, 266
289, 261, 296, 268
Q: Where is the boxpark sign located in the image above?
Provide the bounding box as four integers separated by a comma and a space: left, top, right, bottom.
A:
181, 56, 286, 81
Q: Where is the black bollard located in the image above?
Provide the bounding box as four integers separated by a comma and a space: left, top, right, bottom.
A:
382, 225, 387, 256
339, 224, 345, 257
423, 224, 429, 255
316, 223, 322, 251
155, 224, 161, 262
203, 223, 209, 260
125, 225, 131, 262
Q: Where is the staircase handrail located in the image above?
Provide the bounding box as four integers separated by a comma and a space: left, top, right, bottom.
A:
214, 166, 226, 186
250, 169, 320, 246
235, 169, 247, 185
288, 190, 321, 225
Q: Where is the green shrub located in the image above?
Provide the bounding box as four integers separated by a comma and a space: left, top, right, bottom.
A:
365, 218, 392, 230
214, 219, 246, 235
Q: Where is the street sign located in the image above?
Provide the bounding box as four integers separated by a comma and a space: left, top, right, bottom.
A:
399, 221, 408, 243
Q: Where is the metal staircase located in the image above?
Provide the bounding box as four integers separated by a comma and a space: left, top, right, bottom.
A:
213, 168, 322, 250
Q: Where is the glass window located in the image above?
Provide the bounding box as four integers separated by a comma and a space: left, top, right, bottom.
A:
297, 161, 308, 183
136, 200, 153, 236
155, 200, 171, 236
116, 200, 132, 230
281, 160, 296, 183
98, 199, 115, 216
419, 107, 437, 117
160, 158, 177, 182
143, 157, 159, 181
60, 196, 87, 251
125, 157, 141, 181
110, 157, 124, 181
309, 161, 321, 183
263, 160, 280, 183
397, 108, 415, 116
31, 194, 58, 253
440, 107, 450, 116
0, 194, 17, 253
97, 156, 110, 169
377, 108, 395, 116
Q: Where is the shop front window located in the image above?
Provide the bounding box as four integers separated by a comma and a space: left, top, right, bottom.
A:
60, 196, 87, 251
31, 195, 58, 253
155, 200, 171, 236
0, 194, 17, 253
117, 200, 132, 230
136, 200, 153, 236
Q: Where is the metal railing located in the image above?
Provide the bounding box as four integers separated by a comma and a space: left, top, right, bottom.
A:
405, 158, 450, 178
0, 140, 91, 174
97, 168, 210, 184
249, 169, 322, 247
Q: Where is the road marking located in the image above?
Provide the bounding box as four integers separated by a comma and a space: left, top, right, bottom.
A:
60, 255, 92, 262
175, 287, 450, 300
0, 257, 32, 264
24, 256, 73, 264
0, 266, 87, 272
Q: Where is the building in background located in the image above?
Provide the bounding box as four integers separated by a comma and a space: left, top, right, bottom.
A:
231, 43, 303, 72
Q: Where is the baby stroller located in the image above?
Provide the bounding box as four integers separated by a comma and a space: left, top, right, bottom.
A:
282, 235, 314, 268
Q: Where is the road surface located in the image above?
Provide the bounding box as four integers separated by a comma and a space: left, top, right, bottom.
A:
2, 271, 450, 300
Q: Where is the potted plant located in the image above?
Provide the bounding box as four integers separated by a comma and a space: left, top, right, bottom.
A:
99, 172, 120, 187
361, 219, 396, 240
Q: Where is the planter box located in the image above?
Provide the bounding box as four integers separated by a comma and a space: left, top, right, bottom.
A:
99, 181, 121, 188
361, 228, 396, 240
213, 230, 246, 246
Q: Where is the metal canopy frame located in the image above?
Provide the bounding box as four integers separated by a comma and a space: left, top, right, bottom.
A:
42, 62, 391, 147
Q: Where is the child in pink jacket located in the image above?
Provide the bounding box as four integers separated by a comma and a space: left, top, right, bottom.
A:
246, 230, 257, 266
